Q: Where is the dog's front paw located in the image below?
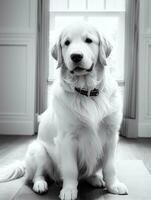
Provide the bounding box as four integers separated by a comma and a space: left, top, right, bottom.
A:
107, 180, 128, 195
33, 180, 48, 194
59, 187, 78, 200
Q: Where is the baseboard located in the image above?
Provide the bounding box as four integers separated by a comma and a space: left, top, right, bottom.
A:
138, 122, 151, 137
122, 118, 151, 138
121, 118, 138, 138
0, 121, 35, 135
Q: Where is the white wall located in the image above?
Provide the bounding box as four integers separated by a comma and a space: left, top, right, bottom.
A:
0, 0, 37, 135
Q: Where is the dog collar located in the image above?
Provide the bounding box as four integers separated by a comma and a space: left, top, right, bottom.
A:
75, 87, 99, 97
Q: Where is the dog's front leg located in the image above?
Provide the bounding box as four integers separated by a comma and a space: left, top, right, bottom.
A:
102, 135, 128, 195
59, 135, 78, 200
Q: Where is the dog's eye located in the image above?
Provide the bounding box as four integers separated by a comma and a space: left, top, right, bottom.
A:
65, 40, 70, 46
85, 38, 93, 44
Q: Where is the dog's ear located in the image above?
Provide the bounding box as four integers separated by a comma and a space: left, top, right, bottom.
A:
99, 35, 112, 66
51, 37, 63, 68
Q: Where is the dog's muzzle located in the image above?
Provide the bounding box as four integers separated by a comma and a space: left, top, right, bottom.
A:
70, 63, 94, 74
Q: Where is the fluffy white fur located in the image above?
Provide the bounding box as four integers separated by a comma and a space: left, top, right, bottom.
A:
0, 22, 128, 199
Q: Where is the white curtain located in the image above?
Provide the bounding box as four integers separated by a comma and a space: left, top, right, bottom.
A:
36, 0, 50, 114
122, 0, 139, 136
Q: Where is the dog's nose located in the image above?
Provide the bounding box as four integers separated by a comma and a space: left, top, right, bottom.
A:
70, 53, 83, 63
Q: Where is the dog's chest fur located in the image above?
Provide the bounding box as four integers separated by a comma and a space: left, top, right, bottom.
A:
53, 84, 113, 176
76, 126, 103, 178
51, 73, 120, 178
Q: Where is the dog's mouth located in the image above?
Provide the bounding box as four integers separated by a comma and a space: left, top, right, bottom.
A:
70, 64, 94, 75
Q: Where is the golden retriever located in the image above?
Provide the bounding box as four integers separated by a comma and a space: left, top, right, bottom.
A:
0, 22, 128, 200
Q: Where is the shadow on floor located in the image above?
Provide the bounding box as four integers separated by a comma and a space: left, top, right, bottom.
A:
15, 180, 108, 200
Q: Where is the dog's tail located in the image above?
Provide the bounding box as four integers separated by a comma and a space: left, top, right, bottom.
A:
0, 160, 25, 182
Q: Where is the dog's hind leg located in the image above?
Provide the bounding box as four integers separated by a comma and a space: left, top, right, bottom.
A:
25, 141, 51, 194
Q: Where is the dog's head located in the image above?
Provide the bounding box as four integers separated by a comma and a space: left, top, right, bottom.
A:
51, 22, 112, 76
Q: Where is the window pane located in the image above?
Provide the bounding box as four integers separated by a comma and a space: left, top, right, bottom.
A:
106, 0, 125, 11
55, 15, 84, 31
69, 0, 86, 11
50, 0, 68, 11
50, 0, 126, 11
88, 16, 119, 36
87, 0, 104, 11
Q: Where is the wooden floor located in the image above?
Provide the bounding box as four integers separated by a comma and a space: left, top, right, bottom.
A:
0, 135, 151, 174
117, 136, 151, 174
0, 135, 151, 200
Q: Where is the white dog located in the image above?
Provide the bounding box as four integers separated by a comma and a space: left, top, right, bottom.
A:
0, 22, 128, 200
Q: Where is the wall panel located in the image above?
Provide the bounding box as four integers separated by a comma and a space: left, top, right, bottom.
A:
0, 0, 37, 135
